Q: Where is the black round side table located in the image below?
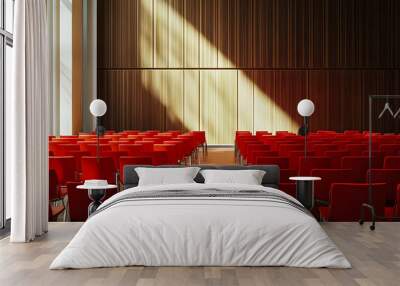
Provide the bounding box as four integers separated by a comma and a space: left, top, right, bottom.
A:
289, 176, 321, 210
77, 184, 117, 216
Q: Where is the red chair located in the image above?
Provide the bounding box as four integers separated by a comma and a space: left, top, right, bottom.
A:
151, 150, 170, 165
345, 144, 368, 156
319, 183, 386, 222
278, 144, 304, 156
67, 150, 90, 174
86, 144, 112, 156
163, 140, 186, 161
245, 144, 270, 164
48, 170, 65, 221
66, 182, 91, 222
78, 141, 97, 151
256, 156, 289, 169
380, 144, 400, 156
288, 150, 315, 170
154, 144, 179, 164
135, 141, 154, 153
367, 169, 400, 205
341, 156, 371, 182
191, 131, 207, 147
248, 151, 278, 165
49, 156, 78, 197
324, 150, 351, 168
119, 156, 153, 182
383, 156, 400, 169
101, 151, 129, 169
280, 169, 297, 183
312, 144, 339, 156
311, 169, 354, 202
361, 150, 384, 168
81, 156, 118, 200
53, 144, 80, 156
81, 156, 117, 184
118, 144, 143, 156
298, 156, 331, 176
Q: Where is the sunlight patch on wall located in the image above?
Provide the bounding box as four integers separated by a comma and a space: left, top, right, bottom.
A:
139, 0, 299, 144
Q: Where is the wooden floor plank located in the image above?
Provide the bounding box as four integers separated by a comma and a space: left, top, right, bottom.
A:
1, 222, 400, 285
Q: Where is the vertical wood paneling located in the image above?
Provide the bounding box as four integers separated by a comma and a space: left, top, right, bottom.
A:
184, 70, 200, 131
168, 0, 184, 68
237, 0, 253, 68
253, 0, 273, 68
200, 70, 217, 143
141, 70, 166, 129
308, 70, 329, 131
217, 0, 237, 68
238, 71, 254, 131
274, 71, 307, 131
199, 0, 218, 68
215, 70, 238, 144
138, 0, 154, 67
184, 0, 200, 67
200, 70, 238, 144
253, 71, 275, 132
154, 0, 169, 67
164, 70, 184, 130
327, 71, 362, 130
273, 0, 290, 67
98, 0, 400, 143
309, 0, 326, 67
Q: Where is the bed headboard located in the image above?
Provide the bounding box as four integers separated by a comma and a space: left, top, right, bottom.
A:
123, 165, 280, 190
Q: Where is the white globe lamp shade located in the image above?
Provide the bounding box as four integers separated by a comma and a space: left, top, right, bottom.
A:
297, 99, 315, 117
90, 99, 107, 117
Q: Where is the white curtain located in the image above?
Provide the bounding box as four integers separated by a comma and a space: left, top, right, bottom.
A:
9, 0, 49, 242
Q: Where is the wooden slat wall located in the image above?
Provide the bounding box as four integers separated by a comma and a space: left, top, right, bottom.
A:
98, 0, 400, 144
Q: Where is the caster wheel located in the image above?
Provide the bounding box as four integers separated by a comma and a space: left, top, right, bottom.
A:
359, 220, 364, 225
370, 225, 375, 231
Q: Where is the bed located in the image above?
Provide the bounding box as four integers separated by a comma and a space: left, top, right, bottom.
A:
50, 165, 351, 269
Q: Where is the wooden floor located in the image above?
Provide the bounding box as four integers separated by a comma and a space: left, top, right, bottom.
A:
1, 222, 400, 286
1, 148, 400, 286
197, 147, 237, 165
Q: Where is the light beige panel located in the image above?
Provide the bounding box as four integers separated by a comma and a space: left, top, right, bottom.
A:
140, 70, 166, 130
184, 69, 200, 131
200, 70, 217, 144
238, 70, 254, 131
168, 0, 184, 68
215, 70, 238, 144
184, 0, 200, 68
164, 70, 184, 130
138, 0, 154, 68
200, 0, 218, 68
154, 0, 169, 67
253, 71, 275, 132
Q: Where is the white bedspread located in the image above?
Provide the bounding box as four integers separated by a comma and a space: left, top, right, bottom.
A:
50, 183, 351, 269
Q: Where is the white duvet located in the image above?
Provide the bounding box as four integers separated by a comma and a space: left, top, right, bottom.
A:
50, 183, 351, 269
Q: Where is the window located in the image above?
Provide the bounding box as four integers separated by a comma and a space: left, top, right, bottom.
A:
1, 0, 14, 230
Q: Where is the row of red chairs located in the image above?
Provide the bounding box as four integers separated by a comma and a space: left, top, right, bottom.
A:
236, 130, 400, 221
49, 130, 207, 221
